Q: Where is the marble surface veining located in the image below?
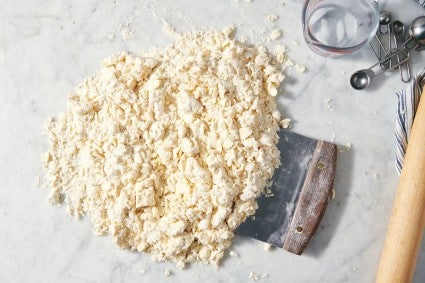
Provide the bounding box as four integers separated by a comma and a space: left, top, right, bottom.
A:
1, 0, 425, 282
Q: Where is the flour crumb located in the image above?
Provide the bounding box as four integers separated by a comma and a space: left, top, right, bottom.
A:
263, 243, 272, 251
274, 45, 288, 64
229, 250, 238, 257
108, 33, 116, 41
249, 272, 259, 281
162, 19, 180, 39
344, 142, 352, 151
325, 98, 334, 111
222, 25, 235, 37
266, 15, 278, 22
292, 40, 299, 45
264, 188, 274, 198
120, 22, 134, 41
295, 64, 306, 73
339, 142, 351, 153
373, 173, 380, 180
283, 58, 294, 68
164, 269, 172, 276
176, 261, 186, 269
262, 273, 269, 278
140, 269, 146, 274
280, 118, 291, 129
270, 29, 282, 40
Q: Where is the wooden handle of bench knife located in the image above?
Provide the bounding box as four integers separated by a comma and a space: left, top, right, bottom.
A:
376, 88, 425, 283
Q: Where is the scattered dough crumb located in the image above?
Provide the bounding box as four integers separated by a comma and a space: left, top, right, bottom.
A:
263, 243, 272, 251
270, 29, 282, 40
176, 261, 186, 269
108, 33, 115, 41
140, 269, 146, 274
274, 45, 288, 64
339, 142, 351, 153
373, 173, 380, 180
120, 22, 134, 41
344, 142, 352, 151
331, 189, 336, 200
283, 58, 294, 68
249, 272, 259, 281
264, 188, 274, 198
292, 40, 299, 45
164, 269, 172, 276
295, 64, 306, 73
262, 273, 269, 278
325, 98, 334, 111
266, 15, 278, 22
229, 250, 238, 257
162, 19, 181, 39
280, 118, 291, 129
222, 25, 235, 37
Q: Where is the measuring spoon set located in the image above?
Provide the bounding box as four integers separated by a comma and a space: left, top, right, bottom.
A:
350, 13, 425, 90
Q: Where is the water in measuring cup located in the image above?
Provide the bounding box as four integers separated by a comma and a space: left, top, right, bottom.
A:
306, 4, 359, 48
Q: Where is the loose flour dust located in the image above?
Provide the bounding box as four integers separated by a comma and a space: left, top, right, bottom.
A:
43, 28, 289, 267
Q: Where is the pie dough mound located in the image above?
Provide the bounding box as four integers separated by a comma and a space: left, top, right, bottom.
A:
43, 29, 285, 267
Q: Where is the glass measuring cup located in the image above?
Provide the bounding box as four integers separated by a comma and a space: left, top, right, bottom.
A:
302, 0, 379, 57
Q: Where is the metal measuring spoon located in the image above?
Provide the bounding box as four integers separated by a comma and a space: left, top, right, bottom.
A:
379, 11, 392, 31
350, 69, 375, 90
350, 48, 409, 90
403, 16, 425, 51
368, 11, 390, 60
378, 11, 392, 60
392, 21, 411, 82
351, 16, 425, 90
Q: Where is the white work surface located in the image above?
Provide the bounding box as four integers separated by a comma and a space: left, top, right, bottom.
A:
1, 0, 425, 282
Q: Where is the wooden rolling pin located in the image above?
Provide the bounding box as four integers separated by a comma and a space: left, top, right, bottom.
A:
376, 88, 425, 283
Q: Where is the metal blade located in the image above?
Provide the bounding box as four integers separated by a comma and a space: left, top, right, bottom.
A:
235, 130, 321, 248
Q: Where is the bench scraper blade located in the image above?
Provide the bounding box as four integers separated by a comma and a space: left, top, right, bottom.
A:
235, 130, 337, 255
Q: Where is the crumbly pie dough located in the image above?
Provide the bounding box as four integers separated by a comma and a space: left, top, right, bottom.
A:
43, 29, 286, 267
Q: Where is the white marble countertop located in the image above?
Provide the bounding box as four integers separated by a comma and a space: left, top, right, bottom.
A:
1, 0, 425, 282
